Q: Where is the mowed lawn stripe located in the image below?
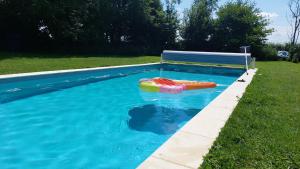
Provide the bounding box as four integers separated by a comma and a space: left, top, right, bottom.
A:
0, 53, 160, 75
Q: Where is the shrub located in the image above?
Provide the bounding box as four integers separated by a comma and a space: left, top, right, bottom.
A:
288, 44, 300, 63
292, 54, 300, 63
259, 45, 278, 61
292, 57, 299, 63
268, 43, 290, 51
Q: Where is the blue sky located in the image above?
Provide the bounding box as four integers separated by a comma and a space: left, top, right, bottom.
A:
177, 0, 291, 43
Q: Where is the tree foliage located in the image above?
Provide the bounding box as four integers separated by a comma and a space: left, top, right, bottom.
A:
0, 0, 180, 54
181, 0, 273, 59
181, 0, 218, 51
212, 0, 273, 56
0, 0, 274, 58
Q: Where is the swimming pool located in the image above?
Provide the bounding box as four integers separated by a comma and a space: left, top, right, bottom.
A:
0, 63, 244, 169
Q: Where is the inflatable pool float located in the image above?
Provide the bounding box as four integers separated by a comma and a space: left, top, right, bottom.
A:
139, 78, 216, 94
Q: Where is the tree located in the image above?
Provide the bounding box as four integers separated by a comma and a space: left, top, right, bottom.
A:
126, 0, 165, 52
0, 0, 92, 51
0, 0, 182, 54
162, 0, 181, 49
78, 0, 112, 50
288, 0, 300, 46
287, 0, 300, 61
181, 0, 218, 51
212, 0, 273, 58
0, 0, 41, 51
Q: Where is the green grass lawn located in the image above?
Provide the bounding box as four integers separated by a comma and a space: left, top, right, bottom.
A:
201, 61, 300, 169
0, 53, 160, 75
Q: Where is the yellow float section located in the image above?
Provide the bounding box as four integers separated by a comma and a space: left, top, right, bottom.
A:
140, 81, 160, 92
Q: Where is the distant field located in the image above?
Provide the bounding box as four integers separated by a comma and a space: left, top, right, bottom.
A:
0, 53, 160, 75
201, 62, 300, 169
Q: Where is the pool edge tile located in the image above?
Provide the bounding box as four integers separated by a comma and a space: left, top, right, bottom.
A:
137, 156, 192, 169
140, 131, 215, 169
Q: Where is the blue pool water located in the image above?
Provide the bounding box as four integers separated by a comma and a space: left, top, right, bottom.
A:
0, 64, 243, 169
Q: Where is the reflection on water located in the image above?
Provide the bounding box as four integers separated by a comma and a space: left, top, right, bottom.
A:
128, 104, 200, 135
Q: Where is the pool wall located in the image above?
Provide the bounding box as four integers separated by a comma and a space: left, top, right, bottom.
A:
0, 63, 161, 103
0, 63, 244, 104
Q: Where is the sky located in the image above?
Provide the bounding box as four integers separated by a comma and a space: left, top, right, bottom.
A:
177, 0, 291, 43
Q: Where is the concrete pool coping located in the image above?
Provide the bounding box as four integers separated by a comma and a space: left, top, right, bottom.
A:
0, 63, 161, 79
138, 68, 257, 169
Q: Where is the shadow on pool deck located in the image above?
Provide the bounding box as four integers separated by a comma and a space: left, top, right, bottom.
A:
128, 104, 200, 135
